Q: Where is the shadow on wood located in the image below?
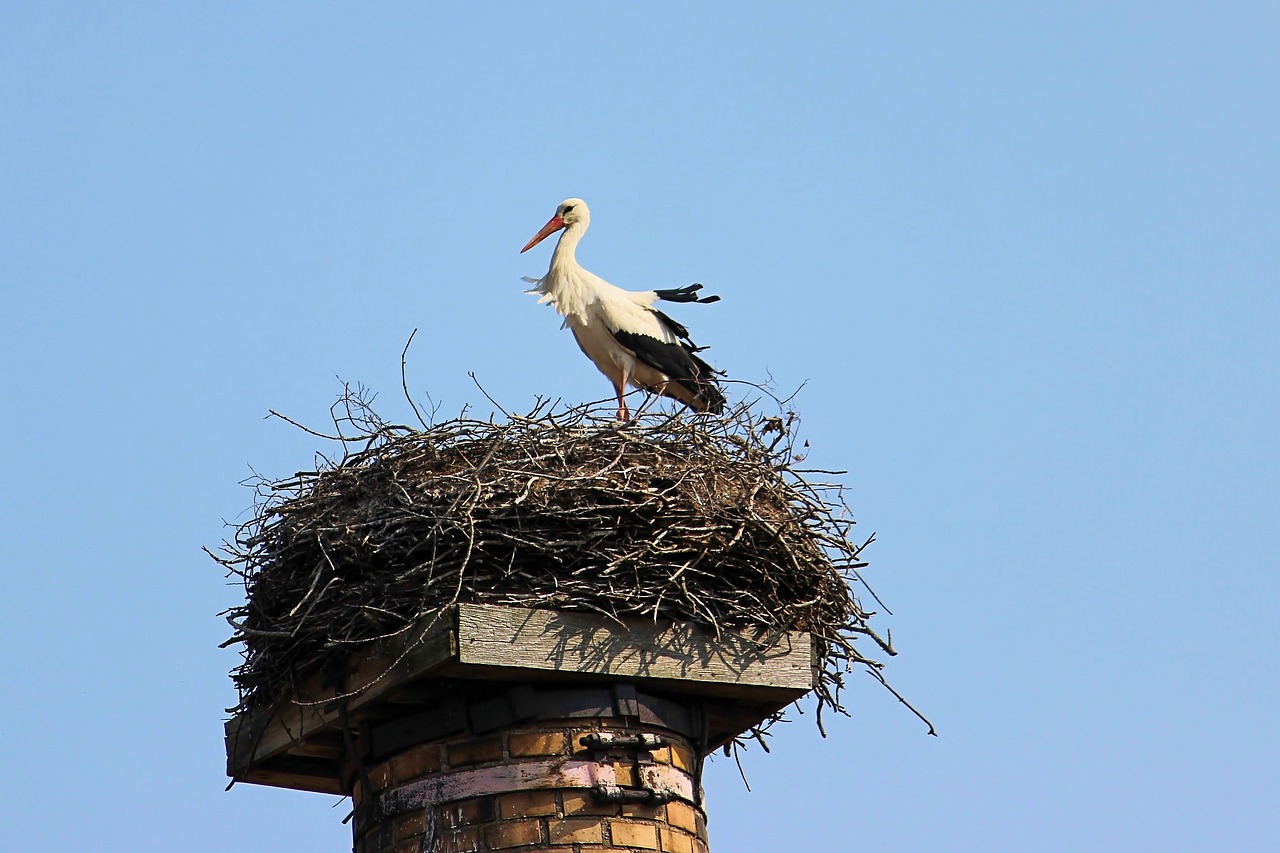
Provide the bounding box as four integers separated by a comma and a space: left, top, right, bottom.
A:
226, 603, 817, 794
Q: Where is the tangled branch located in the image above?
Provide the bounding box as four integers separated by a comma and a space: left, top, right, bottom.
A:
213, 383, 929, 738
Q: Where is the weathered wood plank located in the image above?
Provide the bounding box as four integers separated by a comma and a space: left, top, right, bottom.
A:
226, 613, 455, 776
453, 603, 815, 691
239, 761, 347, 796
226, 604, 817, 793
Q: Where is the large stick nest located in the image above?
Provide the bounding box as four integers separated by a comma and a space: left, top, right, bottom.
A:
214, 385, 925, 739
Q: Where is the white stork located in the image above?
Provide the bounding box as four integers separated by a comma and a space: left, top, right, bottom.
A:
520, 198, 726, 421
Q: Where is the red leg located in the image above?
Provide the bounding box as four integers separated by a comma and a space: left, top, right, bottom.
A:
614, 370, 631, 421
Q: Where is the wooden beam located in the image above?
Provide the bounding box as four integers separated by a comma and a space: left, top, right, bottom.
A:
238, 757, 347, 796
226, 603, 817, 792
452, 604, 815, 694
225, 612, 455, 776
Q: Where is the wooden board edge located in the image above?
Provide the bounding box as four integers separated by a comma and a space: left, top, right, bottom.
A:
454, 603, 815, 691
225, 608, 459, 777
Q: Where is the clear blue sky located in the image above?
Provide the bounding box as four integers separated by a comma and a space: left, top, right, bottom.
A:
3, 3, 1276, 851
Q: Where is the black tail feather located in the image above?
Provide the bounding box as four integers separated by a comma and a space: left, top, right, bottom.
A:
680, 353, 727, 414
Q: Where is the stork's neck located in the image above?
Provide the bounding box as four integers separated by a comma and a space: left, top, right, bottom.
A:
536, 219, 596, 319
550, 221, 588, 271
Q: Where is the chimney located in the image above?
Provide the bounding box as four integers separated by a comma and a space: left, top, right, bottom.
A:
227, 603, 815, 853
354, 712, 709, 853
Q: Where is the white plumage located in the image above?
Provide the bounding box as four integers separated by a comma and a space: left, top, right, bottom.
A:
520, 198, 726, 421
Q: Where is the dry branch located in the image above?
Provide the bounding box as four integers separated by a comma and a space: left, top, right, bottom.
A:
214, 385, 917, 738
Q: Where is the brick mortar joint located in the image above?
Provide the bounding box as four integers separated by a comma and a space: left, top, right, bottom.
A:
360, 791, 708, 850
358, 819, 704, 853
356, 721, 708, 849
373, 718, 701, 770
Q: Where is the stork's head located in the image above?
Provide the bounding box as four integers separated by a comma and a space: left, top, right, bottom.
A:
521, 198, 590, 253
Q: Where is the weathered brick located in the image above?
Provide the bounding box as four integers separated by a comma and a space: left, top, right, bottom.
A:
447, 736, 504, 767
651, 746, 674, 765
392, 744, 443, 781
369, 760, 393, 790
486, 818, 544, 849
665, 801, 698, 835
456, 795, 496, 825
509, 731, 568, 757
548, 817, 605, 845
612, 763, 638, 787
692, 839, 709, 853
497, 789, 560, 819
694, 812, 707, 842
620, 801, 665, 820
669, 745, 696, 773
438, 795, 495, 829
562, 790, 620, 816
610, 820, 660, 849
392, 811, 426, 842
660, 826, 696, 853
431, 825, 482, 853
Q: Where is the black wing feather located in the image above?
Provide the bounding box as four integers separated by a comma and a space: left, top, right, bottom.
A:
611, 309, 726, 414
653, 283, 721, 304
650, 308, 690, 340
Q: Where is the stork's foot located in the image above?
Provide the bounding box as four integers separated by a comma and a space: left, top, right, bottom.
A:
614, 377, 631, 422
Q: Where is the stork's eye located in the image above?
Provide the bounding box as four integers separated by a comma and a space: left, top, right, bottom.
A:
563, 205, 575, 214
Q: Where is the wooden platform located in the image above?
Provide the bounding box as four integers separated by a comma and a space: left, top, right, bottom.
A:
225, 603, 817, 794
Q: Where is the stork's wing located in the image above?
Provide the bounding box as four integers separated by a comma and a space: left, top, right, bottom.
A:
609, 309, 726, 414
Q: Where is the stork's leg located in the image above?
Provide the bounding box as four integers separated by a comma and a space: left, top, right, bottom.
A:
614, 370, 631, 422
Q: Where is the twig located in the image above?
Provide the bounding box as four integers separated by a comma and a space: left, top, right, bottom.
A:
401, 329, 430, 430
213, 382, 927, 742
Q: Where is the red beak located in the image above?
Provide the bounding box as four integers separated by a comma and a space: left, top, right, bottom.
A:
520, 215, 566, 253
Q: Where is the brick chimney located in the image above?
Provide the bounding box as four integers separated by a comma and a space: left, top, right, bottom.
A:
353, 714, 709, 853
227, 604, 815, 853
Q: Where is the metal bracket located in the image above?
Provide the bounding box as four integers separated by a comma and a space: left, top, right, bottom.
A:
579, 732, 668, 753
592, 783, 677, 805
580, 731, 675, 804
